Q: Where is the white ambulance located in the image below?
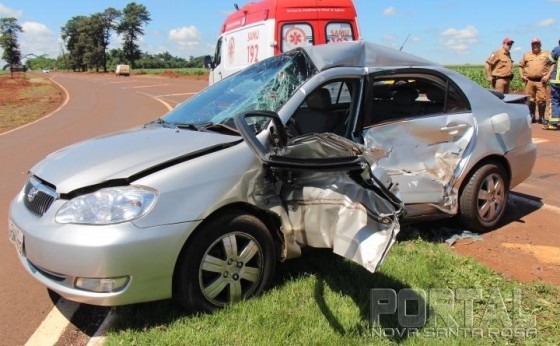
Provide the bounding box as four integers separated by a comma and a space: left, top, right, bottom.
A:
205, 0, 360, 84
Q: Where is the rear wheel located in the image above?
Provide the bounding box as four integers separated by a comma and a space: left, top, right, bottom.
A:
459, 163, 509, 232
174, 212, 276, 312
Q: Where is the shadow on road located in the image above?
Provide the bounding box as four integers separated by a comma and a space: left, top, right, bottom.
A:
47, 289, 110, 344
398, 191, 543, 244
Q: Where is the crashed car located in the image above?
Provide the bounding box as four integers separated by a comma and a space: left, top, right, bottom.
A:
9, 41, 535, 311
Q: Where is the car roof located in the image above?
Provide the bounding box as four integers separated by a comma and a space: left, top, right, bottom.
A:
301, 40, 439, 71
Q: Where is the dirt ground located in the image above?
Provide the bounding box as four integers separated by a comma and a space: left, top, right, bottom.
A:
0, 72, 65, 134
451, 198, 560, 287
2, 71, 557, 290
402, 212, 559, 288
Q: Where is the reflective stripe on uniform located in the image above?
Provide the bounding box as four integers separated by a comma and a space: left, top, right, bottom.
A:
550, 55, 560, 84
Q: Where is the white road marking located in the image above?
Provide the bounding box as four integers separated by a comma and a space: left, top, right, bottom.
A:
155, 92, 198, 97
136, 91, 174, 111
130, 84, 169, 89
24, 298, 80, 346
532, 137, 549, 144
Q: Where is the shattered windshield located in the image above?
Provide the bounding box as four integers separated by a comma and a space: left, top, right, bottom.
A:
163, 49, 317, 134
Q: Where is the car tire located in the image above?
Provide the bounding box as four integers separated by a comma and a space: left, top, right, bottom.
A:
173, 212, 276, 312
459, 163, 509, 232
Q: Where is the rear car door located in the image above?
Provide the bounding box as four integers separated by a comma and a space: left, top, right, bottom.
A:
358, 69, 476, 215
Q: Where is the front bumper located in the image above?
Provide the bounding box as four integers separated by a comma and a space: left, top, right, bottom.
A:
9, 191, 201, 306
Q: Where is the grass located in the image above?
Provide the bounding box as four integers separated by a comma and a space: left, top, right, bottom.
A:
104, 229, 559, 345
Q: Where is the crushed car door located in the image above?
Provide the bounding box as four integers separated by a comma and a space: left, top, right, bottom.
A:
359, 70, 475, 216
235, 111, 403, 272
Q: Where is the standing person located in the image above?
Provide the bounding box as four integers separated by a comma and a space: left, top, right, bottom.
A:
485, 37, 515, 93
544, 39, 560, 130
518, 38, 551, 124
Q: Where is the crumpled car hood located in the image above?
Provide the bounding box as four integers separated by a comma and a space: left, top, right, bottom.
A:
31, 125, 240, 193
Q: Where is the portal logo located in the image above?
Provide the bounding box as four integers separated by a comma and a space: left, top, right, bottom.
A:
370, 288, 537, 338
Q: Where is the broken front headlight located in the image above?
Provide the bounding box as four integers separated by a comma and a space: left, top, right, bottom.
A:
55, 186, 158, 225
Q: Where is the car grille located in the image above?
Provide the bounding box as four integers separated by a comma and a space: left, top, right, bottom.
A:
23, 177, 57, 217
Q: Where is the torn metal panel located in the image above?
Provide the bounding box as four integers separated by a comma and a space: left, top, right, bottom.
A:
280, 171, 401, 272
362, 115, 474, 208
363, 128, 465, 183
235, 113, 403, 272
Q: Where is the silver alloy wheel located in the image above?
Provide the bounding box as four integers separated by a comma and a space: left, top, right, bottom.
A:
198, 231, 264, 307
476, 172, 506, 223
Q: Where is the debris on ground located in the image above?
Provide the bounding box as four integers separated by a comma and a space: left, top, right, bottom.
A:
444, 230, 483, 246
398, 225, 483, 246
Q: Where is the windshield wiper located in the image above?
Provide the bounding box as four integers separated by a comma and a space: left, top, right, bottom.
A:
201, 122, 240, 135
174, 123, 204, 131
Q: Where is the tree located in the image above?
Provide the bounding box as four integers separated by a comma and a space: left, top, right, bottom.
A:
93, 8, 121, 72
61, 16, 89, 71
61, 7, 121, 72
25, 54, 57, 71
0, 17, 23, 66
116, 2, 151, 69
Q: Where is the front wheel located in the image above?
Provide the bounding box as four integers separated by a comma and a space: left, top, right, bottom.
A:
173, 212, 276, 312
459, 163, 509, 232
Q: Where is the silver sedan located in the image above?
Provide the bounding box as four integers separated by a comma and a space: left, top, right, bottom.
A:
9, 41, 535, 312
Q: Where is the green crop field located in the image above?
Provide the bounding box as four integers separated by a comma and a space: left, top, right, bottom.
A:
446, 65, 524, 92
132, 65, 525, 92
133, 68, 208, 77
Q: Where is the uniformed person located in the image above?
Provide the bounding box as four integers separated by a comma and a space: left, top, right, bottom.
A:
544, 40, 560, 130
485, 37, 515, 93
518, 38, 551, 124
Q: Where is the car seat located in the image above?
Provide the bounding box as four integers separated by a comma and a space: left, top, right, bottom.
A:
291, 88, 338, 134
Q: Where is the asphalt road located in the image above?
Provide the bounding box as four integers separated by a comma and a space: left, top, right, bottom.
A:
0, 72, 208, 346
1, 73, 559, 345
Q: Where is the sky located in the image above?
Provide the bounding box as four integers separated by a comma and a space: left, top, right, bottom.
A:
1, 0, 560, 66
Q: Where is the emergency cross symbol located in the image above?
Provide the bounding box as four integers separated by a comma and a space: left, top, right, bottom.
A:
288, 28, 304, 46
283, 27, 307, 51
228, 37, 236, 64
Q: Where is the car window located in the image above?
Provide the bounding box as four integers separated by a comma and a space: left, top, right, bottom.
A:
362, 72, 471, 127
288, 79, 358, 136
213, 37, 222, 67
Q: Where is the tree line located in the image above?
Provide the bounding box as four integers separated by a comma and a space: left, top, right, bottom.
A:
1, 2, 207, 73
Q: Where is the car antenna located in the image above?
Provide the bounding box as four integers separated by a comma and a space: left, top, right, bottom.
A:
234, 3, 239, 10
399, 34, 411, 51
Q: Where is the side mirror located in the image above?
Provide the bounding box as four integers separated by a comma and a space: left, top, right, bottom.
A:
235, 111, 365, 172
235, 111, 286, 161
203, 55, 213, 69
